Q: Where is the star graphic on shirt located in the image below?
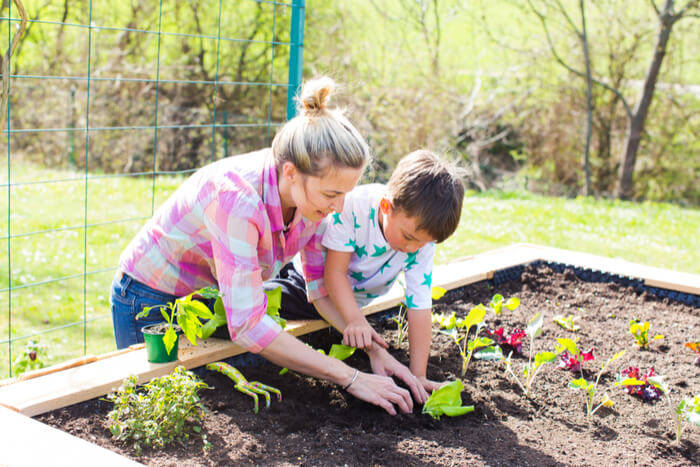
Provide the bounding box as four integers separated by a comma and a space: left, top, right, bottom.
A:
384, 278, 395, 287
353, 286, 365, 292
369, 207, 376, 227
405, 251, 419, 271
332, 212, 343, 225
353, 213, 361, 230
379, 260, 391, 274
404, 294, 417, 308
365, 292, 379, 299
421, 271, 433, 288
371, 244, 387, 257
344, 238, 356, 248
350, 271, 365, 282
354, 244, 367, 258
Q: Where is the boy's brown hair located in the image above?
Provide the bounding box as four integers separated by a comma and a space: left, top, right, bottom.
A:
386, 150, 464, 243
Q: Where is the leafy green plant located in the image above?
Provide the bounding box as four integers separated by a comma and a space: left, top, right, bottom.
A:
674, 394, 700, 445
553, 314, 580, 332
629, 319, 664, 349
422, 380, 475, 420
501, 313, 557, 397
12, 339, 48, 376
439, 304, 490, 375
105, 366, 210, 454
488, 294, 520, 315
554, 337, 595, 372
568, 350, 626, 420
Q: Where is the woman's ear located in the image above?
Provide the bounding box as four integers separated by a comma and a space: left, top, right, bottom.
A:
379, 197, 393, 214
281, 161, 298, 183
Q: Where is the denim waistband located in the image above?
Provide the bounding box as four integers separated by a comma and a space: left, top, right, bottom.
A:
115, 271, 179, 303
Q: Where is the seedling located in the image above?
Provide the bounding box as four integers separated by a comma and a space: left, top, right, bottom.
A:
553, 314, 580, 332
12, 339, 48, 376
488, 294, 520, 315
440, 304, 489, 375
568, 350, 625, 420
422, 380, 474, 420
685, 342, 700, 366
629, 319, 664, 349
484, 327, 526, 355
105, 366, 210, 454
394, 285, 446, 347
500, 313, 557, 397
674, 394, 700, 445
554, 337, 594, 372
614, 366, 665, 401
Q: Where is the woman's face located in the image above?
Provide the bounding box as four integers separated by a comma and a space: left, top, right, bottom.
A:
285, 163, 364, 222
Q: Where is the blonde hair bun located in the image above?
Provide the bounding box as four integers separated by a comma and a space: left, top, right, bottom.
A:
297, 76, 336, 116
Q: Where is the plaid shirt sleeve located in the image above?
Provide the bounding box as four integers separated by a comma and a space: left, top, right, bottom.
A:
299, 221, 328, 301
203, 189, 282, 353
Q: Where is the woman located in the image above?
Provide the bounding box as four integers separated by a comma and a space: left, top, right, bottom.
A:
111, 77, 415, 415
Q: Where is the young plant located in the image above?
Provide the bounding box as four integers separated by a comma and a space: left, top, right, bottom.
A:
422, 380, 475, 420
614, 366, 665, 401
553, 314, 580, 332
397, 286, 447, 346
12, 339, 48, 376
554, 337, 595, 372
440, 304, 489, 375
500, 313, 557, 397
484, 327, 527, 355
568, 350, 625, 420
674, 394, 700, 445
488, 294, 520, 315
105, 366, 210, 454
629, 319, 664, 349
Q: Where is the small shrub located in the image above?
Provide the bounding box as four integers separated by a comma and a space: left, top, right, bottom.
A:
105, 366, 210, 454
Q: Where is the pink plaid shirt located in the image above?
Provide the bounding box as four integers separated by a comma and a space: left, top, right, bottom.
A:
119, 148, 326, 352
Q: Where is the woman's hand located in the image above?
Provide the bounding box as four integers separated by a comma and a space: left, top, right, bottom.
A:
343, 317, 388, 350
416, 376, 445, 394
345, 371, 413, 416
366, 346, 430, 404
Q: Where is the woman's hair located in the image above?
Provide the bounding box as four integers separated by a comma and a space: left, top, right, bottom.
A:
272, 77, 370, 176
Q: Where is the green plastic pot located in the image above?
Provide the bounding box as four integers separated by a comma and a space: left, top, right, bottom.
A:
141, 323, 179, 363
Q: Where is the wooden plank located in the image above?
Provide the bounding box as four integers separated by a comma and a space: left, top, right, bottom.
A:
1, 244, 697, 417
0, 406, 141, 465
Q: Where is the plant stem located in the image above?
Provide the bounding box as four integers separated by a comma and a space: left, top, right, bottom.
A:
504, 359, 527, 394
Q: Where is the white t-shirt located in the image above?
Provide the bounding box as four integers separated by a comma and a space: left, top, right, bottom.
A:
321, 184, 435, 309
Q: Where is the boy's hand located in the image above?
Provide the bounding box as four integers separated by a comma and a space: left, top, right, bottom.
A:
417, 376, 445, 394
343, 318, 388, 350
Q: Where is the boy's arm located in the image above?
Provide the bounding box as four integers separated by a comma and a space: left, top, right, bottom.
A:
324, 249, 387, 350
407, 307, 443, 393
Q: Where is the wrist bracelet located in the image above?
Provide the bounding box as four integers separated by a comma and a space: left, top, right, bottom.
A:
343, 369, 359, 391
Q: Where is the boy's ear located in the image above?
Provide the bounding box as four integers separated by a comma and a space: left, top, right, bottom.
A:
379, 197, 393, 214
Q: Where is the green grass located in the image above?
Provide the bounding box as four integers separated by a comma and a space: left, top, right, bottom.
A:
2, 165, 699, 378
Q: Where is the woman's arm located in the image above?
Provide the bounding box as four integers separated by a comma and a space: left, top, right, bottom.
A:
258, 330, 413, 415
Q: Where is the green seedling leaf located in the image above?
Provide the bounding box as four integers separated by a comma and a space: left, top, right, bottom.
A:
526, 312, 543, 338
569, 378, 588, 390
505, 297, 520, 311
183, 300, 214, 320
163, 327, 178, 354
328, 344, 356, 361
534, 351, 557, 365
431, 286, 447, 300
553, 314, 580, 332
196, 287, 221, 300
474, 345, 504, 360
615, 377, 646, 387
467, 337, 494, 352
264, 287, 286, 329
653, 334, 664, 341
200, 297, 228, 339
600, 393, 614, 408
464, 304, 486, 330
555, 337, 579, 356
490, 294, 504, 315
646, 375, 669, 394
422, 380, 474, 420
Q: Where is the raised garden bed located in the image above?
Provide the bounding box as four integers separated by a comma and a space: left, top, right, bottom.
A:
35, 262, 699, 465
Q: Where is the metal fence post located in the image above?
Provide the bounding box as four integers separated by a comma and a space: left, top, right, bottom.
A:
286, 0, 305, 121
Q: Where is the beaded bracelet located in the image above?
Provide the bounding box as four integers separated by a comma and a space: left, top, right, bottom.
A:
343, 369, 359, 391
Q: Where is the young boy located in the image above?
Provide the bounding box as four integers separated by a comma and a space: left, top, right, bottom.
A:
267, 150, 464, 400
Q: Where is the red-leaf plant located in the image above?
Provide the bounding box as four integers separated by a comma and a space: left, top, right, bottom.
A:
485, 327, 526, 355
615, 366, 664, 401
555, 337, 595, 372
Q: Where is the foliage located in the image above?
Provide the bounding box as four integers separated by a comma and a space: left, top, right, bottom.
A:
439, 304, 490, 375
568, 350, 626, 420
105, 367, 210, 454
395, 286, 447, 347
614, 367, 666, 401
674, 395, 700, 445
488, 294, 520, 315
12, 339, 48, 376
629, 319, 664, 349
501, 313, 557, 397
554, 337, 595, 373
422, 380, 475, 420
483, 327, 526, 355
553, 314, 580, 332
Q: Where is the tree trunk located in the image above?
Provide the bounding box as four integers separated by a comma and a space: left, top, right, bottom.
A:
615, 1, 674, 199
580, 0, 593, 196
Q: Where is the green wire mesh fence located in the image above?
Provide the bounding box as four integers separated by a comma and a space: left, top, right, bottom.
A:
1, 0, 305, 377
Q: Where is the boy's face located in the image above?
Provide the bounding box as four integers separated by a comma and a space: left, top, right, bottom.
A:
378, 198, 435, 254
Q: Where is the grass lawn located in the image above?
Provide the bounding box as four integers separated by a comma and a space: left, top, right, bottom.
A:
1, 165, 699, 377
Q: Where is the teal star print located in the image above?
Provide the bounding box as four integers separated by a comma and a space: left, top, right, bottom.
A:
369, 207, 376, 227
353, 286, 365, 292
371, 244, 387, 257
379, 260, 391, 274
332, 212, 342, 225
344, 238, 356, 248
354, 244, 367, 258
404, 294, 417, 308
421, 272, 432, 288
384, 278, 395, 287
353, 213, 361, 229
365, 293, 379, 299
350, 271, 365, 282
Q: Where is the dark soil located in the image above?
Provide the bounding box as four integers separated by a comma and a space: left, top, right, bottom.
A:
37, 264, 700, 466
